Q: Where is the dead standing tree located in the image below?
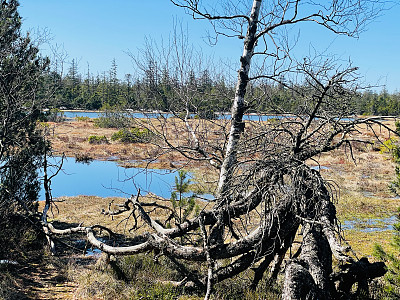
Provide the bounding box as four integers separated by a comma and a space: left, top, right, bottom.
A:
46, 1, 391, 299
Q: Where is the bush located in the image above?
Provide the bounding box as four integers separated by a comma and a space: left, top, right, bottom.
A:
75, 116, 91, 122
44, 108, 65, 122
0, 214, 45, 262
379, 138, 398, 154
75, 153, 93, 163
373, 209, 400, 299
74, 253, 183, 300
88, 135, 108, 144
111, 128, 155, 143
94, 111, 131, 128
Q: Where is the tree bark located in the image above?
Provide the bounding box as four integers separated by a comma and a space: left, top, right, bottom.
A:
217, 0, 262, 197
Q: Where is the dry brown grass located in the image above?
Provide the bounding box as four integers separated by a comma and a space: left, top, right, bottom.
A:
45, 118, 400, 228
41, 118, 400, 295
45, 118, 222, 169
46, 120, 163, 164
38, 194, 210, 238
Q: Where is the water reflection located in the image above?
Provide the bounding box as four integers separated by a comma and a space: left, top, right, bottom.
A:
39, 157, 182, 200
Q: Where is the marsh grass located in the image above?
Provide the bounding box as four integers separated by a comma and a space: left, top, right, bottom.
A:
40, 196, 143, 235
39, 194, 209, 238
212, 272, 281, 300
343, 230, 395, 257
336, 193, 399, 220
42, 195, 282, 299
0, 268, 22, 300
39, 119, 400, 298
69, 252, 281, 300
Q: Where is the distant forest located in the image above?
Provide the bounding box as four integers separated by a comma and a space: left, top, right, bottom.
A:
45, 58, 400, 116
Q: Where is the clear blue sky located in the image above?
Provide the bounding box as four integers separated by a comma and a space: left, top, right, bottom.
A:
19, 0, 400, 92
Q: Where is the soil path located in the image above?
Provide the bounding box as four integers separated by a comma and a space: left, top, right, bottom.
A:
22, 263, 77, 299
10, 256, 91, 300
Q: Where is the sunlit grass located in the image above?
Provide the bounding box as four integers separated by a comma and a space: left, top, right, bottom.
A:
336, 192, 399, 220
342, 229, 395, 257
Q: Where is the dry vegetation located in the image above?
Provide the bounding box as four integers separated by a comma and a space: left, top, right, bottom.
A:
46, 118, 400, 243
30, 117, 400, 299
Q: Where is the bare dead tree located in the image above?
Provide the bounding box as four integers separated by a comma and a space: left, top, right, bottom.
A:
45, 1, 393, 299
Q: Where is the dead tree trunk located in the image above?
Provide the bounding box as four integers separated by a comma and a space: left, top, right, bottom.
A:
217, 0, 261, 197
44, 1, 391, 298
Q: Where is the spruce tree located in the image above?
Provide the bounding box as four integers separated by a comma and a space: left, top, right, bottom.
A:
373, 122, 400, 298
374, 212, 400, 298
0, 0, 49, 258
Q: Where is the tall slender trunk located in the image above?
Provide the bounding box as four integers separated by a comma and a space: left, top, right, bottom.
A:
217, 0, 262, 197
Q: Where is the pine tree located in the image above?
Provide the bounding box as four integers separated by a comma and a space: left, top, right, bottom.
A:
169, 170, 199, 226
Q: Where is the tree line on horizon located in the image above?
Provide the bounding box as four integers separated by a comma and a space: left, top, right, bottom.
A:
44, 58, 400, 117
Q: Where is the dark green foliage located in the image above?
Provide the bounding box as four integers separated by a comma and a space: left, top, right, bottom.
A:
88, 135, 108, 144
38, 46, 400, 116
373, 209, 400, 299
388, 122, 400, 195
0, 0, 49, 262
93, 109, 131, 128
0, 0, 48, 215
374, 121, 400, 298
111, 128, 155, 143
356, 91, 400, 116
0, 214, 46, 262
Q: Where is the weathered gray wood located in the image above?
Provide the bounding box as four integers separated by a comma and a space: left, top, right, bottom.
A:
217, 0, 262, 197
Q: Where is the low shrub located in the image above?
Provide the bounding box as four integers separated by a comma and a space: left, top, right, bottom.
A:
74, 253, 183, 300
94, 111, 131, 128
88, 135, 108, 144
44, 108, 65, 122
72, 252, 281, 300
0, 214, 45, 262
379, 138, 398, 154
75, 116, 91, 122
75, 153, 93, 163
111, 128, 155, 143
373, 208, 400, 299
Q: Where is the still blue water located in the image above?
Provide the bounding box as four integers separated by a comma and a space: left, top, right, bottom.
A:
62, 110, 285, 121
63, 111, 170, 119
38, 157, 182, 200
62, 110, 355, 122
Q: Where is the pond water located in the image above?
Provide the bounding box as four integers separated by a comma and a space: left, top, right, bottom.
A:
341, 216, 397, 232
61, 110, 286, 122
62, 111, 171, 119
38, 157, 191, 200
